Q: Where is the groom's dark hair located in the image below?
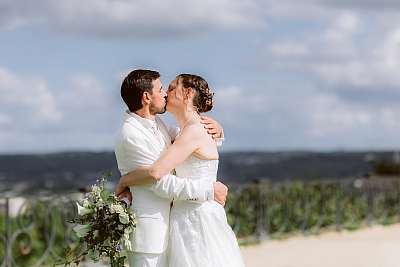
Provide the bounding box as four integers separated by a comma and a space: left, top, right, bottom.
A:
121, 69, 160, 112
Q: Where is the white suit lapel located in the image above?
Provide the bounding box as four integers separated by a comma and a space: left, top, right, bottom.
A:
124, 112, 164, 153
155, 116, 172, 147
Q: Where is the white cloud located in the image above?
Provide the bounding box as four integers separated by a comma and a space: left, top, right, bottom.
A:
1, 66, 399, 152
2, 0, 397, 37
0, 68, 62, 127
261, 10, 400, 90
314, 25, 400, 88
245, 8, 400, 144
214, 86, 273, 118
211, 79, 400, 150
380, 107, 400, 131
0, 67, 123, 152
2, 0, 400, 151
52, 73, 123, 136
324, 12, 360, 43
0, 0, 263, 38
377, 28, 400, 69
312, 0, 400, 10
62, 75, 112, 109
268, 43, 309, 58
307, 93, 372, 137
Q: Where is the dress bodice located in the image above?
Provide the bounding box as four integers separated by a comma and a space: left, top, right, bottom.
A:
175, 155, 219, 183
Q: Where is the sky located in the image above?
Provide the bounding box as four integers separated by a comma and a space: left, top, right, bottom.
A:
1, 0, 400, 153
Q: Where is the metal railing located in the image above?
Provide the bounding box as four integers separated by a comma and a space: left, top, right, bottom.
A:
0, 195, 78, 267
1, 177, 400, 266
226, 177, 400, 241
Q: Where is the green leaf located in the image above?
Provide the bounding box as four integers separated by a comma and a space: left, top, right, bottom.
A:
101, 189, 110, 201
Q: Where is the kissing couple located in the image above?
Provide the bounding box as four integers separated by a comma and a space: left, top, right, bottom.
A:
115, 69, 245, 267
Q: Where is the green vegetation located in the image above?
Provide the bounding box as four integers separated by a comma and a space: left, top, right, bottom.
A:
1, 178, 400, 266
225, 178, 400, 238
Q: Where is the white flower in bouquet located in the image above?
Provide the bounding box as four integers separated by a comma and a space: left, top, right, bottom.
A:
93, 229, 99, 238
123, 237, 132, 251
122, 227, 134, 252
76, 202, 92, 216
110, 203, 124, 214
73, 224, 91, 238
91, 184, 101, 196
82, 199, 90, 208
119, 212, 129, 225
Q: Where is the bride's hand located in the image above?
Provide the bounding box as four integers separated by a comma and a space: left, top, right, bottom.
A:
200, 116, 223, 139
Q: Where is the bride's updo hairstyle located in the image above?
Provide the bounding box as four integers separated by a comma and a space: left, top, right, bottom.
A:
177, 74, 214, 113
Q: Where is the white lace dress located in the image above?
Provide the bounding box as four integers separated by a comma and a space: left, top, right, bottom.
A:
168, 155, 245, 267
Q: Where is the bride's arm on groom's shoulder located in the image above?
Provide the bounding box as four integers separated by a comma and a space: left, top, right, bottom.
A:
149, 124, 228, 205
167, 116, 224, 144
148, 123, 202, 180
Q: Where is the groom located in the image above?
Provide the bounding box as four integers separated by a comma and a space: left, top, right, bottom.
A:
114, 69, 228, 267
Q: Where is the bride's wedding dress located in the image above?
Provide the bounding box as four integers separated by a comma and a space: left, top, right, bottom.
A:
168, 155, 245, 267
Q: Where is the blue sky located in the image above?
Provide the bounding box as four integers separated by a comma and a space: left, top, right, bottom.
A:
1, 0, 400, 153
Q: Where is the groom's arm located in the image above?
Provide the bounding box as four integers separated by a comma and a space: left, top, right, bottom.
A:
150, 174, 227, 204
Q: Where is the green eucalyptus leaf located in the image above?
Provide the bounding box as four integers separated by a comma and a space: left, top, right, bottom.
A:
101, 189, 110, 201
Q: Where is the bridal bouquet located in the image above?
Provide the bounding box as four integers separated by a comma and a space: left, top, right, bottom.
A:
64, 175, 136, 267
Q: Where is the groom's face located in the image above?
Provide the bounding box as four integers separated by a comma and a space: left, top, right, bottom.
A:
149, 78, 167, 115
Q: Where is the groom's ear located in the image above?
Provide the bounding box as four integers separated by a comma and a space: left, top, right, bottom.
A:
142, 91, 152, 105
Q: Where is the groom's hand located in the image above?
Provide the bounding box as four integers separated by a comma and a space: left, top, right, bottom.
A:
118, 189, 132, 205
116, 187, 132, 205
213, 181, 228, 206
200, 116, 223, 139
115, 180, 126, 197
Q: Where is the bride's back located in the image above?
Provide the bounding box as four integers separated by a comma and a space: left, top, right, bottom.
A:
181, 121, 219, 161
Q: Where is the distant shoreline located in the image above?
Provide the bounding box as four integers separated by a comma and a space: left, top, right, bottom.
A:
1, 151, 399, 194
1, 149, 400, 156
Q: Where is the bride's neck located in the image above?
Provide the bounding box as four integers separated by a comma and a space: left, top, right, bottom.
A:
174, 108, 200, 129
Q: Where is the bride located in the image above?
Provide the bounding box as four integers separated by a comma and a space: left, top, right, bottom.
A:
116, 74, 245, 267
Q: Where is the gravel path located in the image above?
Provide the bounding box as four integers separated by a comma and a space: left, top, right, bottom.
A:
241, 224, 400, 267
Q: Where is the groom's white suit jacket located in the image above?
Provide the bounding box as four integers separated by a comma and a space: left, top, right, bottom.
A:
115, 111, 214, 254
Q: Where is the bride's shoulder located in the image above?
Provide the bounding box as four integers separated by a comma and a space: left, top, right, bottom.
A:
179, 122, 205, 140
